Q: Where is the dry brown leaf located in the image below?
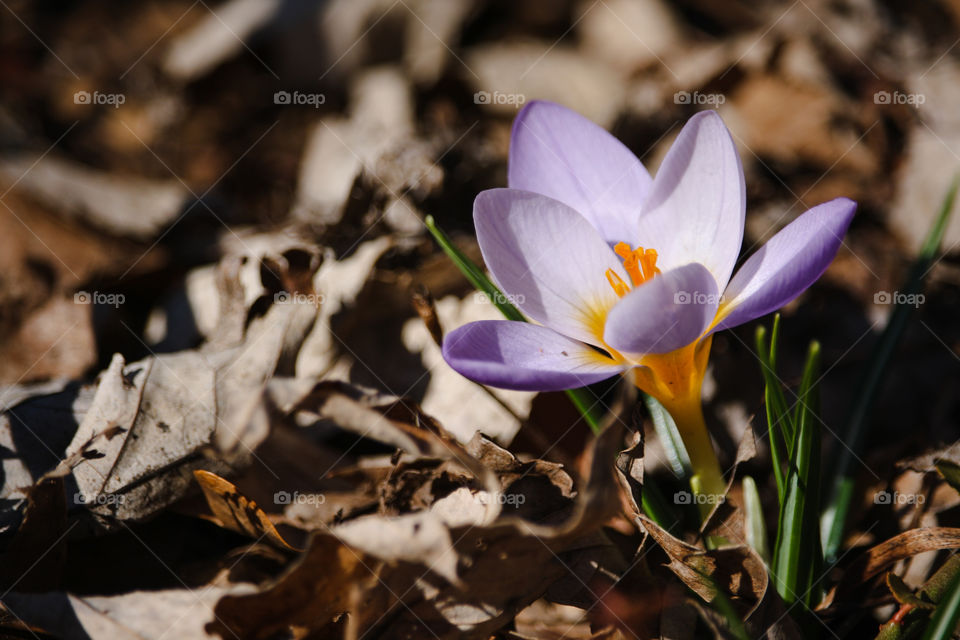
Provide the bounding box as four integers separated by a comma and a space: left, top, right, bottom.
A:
4, 585, 251, 640
824, 527, 960, 607
208, 423, 627, 639
193, 470, 298, 551
0, 153, 186, 240
45, 247, 322, 524
638, 514, 801, 639
900, 442, 960, 474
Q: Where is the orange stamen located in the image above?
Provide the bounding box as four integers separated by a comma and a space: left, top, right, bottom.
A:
640, 248, 660, 281
605, 269, 629, 297
609, 242, 660, 296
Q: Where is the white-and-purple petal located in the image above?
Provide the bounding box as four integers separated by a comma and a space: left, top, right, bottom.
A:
712, 197, 857, 332
442, 320, 626, 392
508, 100, 653, 246
603, 262, 719, 355
475, 188, 627, 346
635, 111, 745, 291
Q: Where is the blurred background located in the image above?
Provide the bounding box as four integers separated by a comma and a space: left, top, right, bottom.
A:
0, 0, 958, 491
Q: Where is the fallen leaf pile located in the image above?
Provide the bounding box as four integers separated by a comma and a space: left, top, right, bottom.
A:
0, 0, 959, 638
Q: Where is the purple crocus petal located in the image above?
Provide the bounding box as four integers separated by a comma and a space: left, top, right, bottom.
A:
508, 100, 653, 246
475, 188, 627, 346
603, 262, 719, 355
442, 320, 626, 392
712, 197, 857, 332
635, 111, 745, 291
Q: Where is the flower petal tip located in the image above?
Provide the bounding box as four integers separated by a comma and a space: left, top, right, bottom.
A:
442, 320, 624, 392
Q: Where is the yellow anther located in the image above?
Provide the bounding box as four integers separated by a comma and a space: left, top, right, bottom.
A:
640, 248, 661, 281
609, 243, 660, 295
605, 269, 629, 298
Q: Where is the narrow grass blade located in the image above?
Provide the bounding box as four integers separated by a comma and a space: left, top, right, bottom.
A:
822, 176, 959, 562
641, 480, 682, 534
424, 215, 524, 322
703, 576, 751, 640
772, 341, 823, 617
564, 386, 605, 434
796, 341, 824, 606
743, 475, 770, 563
755, 320, 789, 502
767, 314, 795, 449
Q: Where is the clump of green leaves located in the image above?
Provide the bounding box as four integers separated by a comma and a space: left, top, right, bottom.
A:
755, 317, 824, 624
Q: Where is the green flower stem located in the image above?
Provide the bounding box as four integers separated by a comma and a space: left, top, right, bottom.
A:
659, 394, 726, 520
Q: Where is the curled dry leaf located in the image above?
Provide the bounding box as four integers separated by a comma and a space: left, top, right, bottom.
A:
3, 585, 254, 640
823, 527, 960, 608
6, 246, 324, 525
193, 470, 298, 551
0, 379, 91, 504
638, 515, 764, 608
898, 444, 960, 500
637, 515, 801, 639
899, 442, 960, 474
207, 423, 627, 639
58, 351, 227, 523
0, 154, 186, 240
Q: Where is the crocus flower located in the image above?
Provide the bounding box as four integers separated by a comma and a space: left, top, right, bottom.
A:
442, 101, 855, 503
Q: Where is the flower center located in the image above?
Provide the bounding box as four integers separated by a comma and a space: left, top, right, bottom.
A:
606, 242, 660, 297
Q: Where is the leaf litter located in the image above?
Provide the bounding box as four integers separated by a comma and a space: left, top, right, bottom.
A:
1, 1, 960, 639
